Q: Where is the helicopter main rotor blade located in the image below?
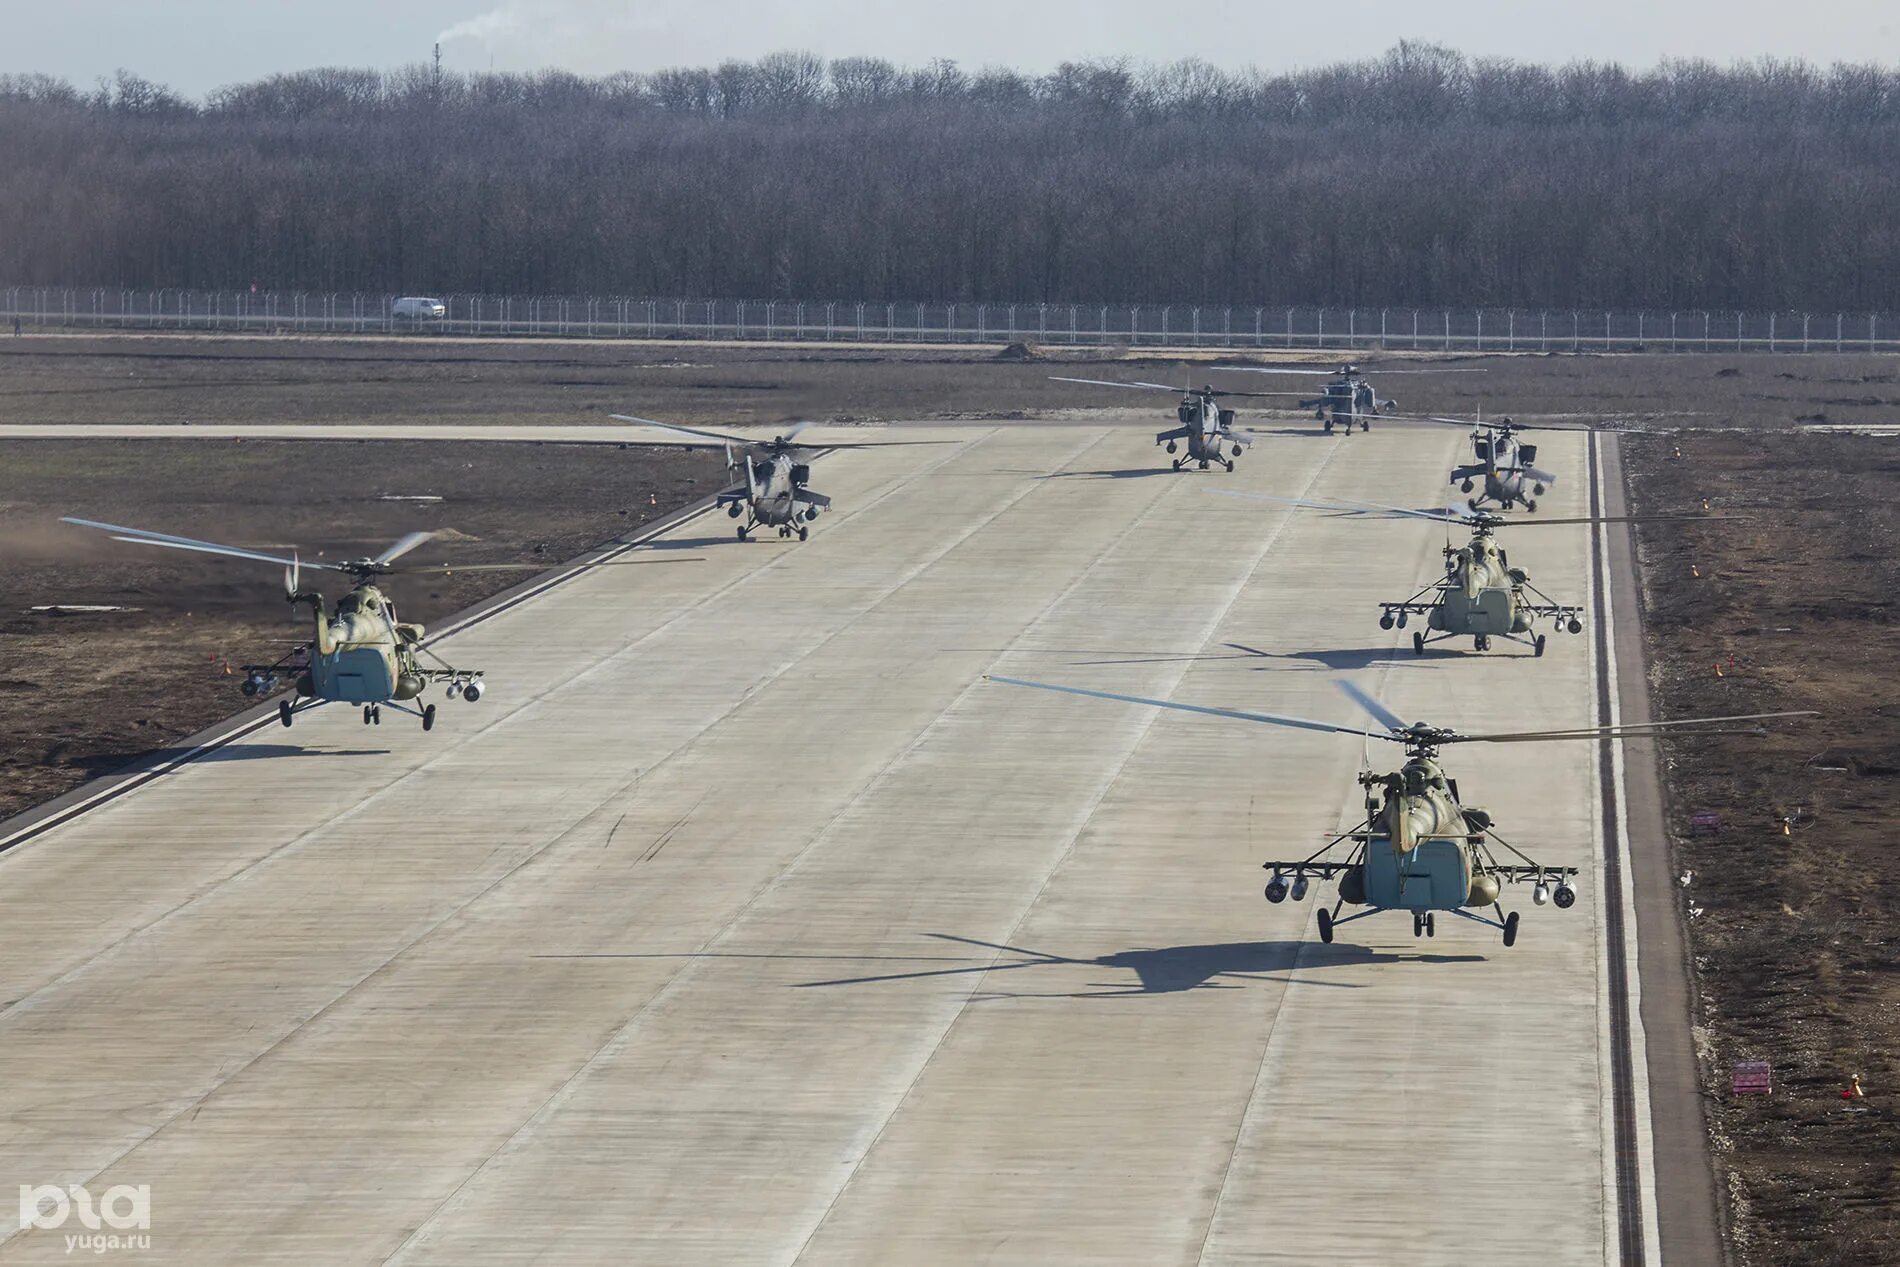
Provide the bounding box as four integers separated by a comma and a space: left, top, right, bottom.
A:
380, 556, 703, 575
1049, 376, 1186, 393
1210, 366, 1338, 376
1208, 490, 1465, 524
1488, 513, 1747, 528
1213, 366, 1487, 376
1454, 711, 1818, 743
63, 517, 346, 573
373, 531, 436, 566
1336, 680, 1411, 734
987, 676, 1390, 740
608, 414, 755, 446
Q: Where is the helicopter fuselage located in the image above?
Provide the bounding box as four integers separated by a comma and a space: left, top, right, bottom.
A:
290, 584, 428, 704
1428, 536, 1533, 637
1456, 429, 1550, 510
1301, 378, 1391, 430
722, 449, 830, 536
1157, 395, 1247, 469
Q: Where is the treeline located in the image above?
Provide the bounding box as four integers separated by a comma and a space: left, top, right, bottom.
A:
3, 44, 1898, 310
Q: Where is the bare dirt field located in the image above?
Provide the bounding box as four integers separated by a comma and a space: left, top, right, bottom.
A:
2, 332, 1897, 430
2, 333, 1897, 1263
1628, 431, 1900, 1267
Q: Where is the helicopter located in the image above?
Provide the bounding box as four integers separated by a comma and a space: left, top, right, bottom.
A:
1047, 378, 1267, 470
1210, 363, 1486, 435
610, 415, 942, 540
61, 517, 686, 730
1212, 493, 1717, 656
987, 675, 1810, 945
1447, 417, 1559, 512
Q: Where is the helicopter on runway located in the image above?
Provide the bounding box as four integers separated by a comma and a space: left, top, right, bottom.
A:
1211, 363, 1485, 435
988, 675, 1810, 945
1448, 417, 1559, 512
1048, 378, 1269, 471
62, 517, 683, 730
611, 415, 940, 540
1212, 493, 1717, 656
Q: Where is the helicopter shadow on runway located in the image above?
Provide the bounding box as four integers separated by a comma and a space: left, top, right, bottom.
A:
1034, 467, 1196, 481
793, 933, 1481, 998
63, 743, 392, 777
1055, 642, 1423, 673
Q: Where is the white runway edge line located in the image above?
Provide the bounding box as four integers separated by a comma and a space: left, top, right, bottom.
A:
0, 497, 721, 857
1590, 432, 1664, 1266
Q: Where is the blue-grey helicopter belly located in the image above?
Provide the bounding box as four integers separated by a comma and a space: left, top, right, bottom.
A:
314, 647, 395, 702
1364, 838, 1466, 909
1432, 587, 1516, 634
758, 496, 796, 523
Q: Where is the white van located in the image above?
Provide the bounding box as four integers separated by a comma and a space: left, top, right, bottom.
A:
392, 296, 447, 320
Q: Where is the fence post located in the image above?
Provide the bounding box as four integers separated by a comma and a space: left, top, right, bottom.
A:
1670, 312, 1676, 352
1476, 310, 1483, 351
1802, 313, 1809, 353
1412, 310, 1419, 350
1348, 308, 1355, 348
1769, 312, 1776, 352
1286, 308, 1293, 350
1380, 308, 1387, 348
1507, 310, 1514, 352
1541, 310, 1548, 351
1443, 310, 1450, 351
1317, 308, 1324, 348
1837, 312, 1843, 352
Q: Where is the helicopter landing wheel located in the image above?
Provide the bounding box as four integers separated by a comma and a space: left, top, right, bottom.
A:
1461, 480, 1474, 493
1199, 459, 1209, 470
422, 703, 437, 732
371, 705, 382, 725
1323, 420, 1334, 434
1467, 498, 1480, 511
1360, 418, 1369, 432
1317, 908, 1335, 944
1412, 631, 1425, 656
1412, 911, 1425, 938
736, 525, 748, 541
1424, 912, 1436, 937
1222, 458, 1235, 472
1171, 458, 1182, 471
1503, 911, 1521, 947
363, 705, 373, 725
1525, 499, 1538, 512
797, 525, 809, 541
279, 700, 294, 728
1534, 634, 1548, 657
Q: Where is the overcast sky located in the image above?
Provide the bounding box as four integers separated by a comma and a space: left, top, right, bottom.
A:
8, 1, 1898, 98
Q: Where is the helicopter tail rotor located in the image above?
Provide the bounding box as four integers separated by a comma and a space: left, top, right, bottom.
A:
284, 551, 301, 599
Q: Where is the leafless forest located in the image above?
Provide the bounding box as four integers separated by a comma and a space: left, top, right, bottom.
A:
3, 43, 1898, 308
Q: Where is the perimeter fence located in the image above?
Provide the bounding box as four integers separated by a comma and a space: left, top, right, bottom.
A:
3, 286, 1896, 354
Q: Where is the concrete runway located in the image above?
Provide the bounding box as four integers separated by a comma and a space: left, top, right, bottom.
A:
0, 421, 1650, 1263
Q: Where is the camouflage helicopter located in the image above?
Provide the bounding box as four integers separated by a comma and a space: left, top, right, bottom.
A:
62, 517, 684, 730
1448, 417, 1558, 512
610, 415, 940, 540
1047, 377, 1269, 470
1211, 363, 1485, 435
1213, 493, 1713, 655
988, 675, 1809, 945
